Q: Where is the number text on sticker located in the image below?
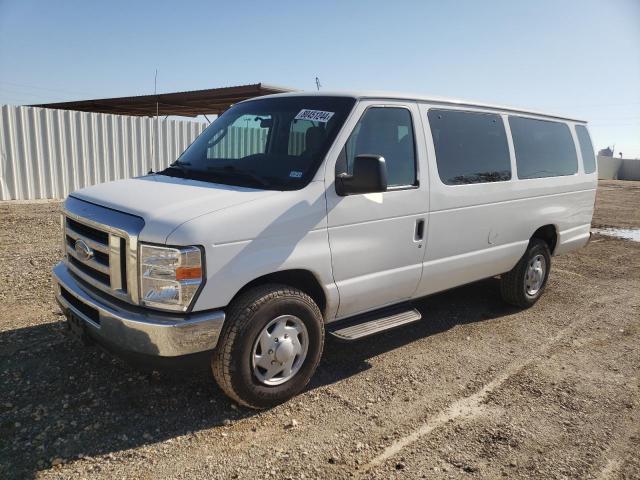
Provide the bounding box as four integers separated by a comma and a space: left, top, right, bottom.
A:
295, 109, 335, 123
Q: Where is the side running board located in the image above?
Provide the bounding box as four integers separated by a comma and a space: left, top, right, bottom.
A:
328, 307, 422, 341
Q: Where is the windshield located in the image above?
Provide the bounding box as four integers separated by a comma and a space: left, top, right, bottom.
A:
159, 96, 356, 190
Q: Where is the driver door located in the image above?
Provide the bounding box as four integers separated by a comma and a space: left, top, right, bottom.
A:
325, 101, 429, 319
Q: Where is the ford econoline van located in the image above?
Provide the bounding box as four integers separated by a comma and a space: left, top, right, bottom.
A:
53, 92, 597, 408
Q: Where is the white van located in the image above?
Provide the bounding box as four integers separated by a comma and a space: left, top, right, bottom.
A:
53, 92, 597, 408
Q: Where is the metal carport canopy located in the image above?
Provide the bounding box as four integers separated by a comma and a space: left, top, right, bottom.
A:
32, 83, 294, 117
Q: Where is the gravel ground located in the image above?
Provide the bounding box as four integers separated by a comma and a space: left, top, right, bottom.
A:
592, 180, 640, 229
0, 181, 638, 480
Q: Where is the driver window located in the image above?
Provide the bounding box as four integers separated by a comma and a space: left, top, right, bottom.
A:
207, 114, 271, 159
339, 107, 417, 187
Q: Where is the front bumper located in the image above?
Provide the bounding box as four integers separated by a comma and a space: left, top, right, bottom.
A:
52, 262, 225, 357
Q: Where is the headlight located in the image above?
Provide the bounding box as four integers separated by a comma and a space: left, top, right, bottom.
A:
139, 244, 204, 311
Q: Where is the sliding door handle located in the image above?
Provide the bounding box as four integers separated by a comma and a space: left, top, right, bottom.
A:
414, 219, 425, 241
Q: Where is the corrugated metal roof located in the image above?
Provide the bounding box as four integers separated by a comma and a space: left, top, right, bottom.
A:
32, 83, 585, 123
31, 83, 294, 117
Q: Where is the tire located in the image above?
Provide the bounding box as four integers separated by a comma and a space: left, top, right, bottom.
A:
211, 284, 324, 409
500, 239, 551, 308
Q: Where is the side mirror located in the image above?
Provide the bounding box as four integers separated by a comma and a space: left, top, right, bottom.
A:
336, 154, 388, 196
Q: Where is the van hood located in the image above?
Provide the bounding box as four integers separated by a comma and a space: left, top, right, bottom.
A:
70, 175, 278, 244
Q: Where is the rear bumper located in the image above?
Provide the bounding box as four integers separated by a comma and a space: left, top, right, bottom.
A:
52, 262, 225, 357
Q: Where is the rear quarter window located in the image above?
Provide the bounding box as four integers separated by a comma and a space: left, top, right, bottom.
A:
575, 125, 597, 174
428, 109, 511, 185
509, 116, 578, 179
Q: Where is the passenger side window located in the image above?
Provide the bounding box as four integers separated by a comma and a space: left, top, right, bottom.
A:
428, 109, 511, 185
575, 125, 596, 174
509, 116, 578, 179
339, 107, 417, 187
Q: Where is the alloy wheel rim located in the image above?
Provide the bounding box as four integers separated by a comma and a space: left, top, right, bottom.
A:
525, 254, 546, 297
251, 315, 309, 386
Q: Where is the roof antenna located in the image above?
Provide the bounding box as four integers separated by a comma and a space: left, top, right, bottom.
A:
154, 68, 159, 117
149, 68, 159, 174
315, 76, 321, 91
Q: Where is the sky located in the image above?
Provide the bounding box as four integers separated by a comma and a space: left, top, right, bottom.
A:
1, 0, 639, 157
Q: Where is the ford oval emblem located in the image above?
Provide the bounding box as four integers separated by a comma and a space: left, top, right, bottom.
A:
74, 239, 94, 261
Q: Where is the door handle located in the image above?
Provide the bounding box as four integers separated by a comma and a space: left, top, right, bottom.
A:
414, 219, 425, 241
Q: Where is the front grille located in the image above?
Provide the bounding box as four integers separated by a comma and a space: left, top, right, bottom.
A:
119, 237, 128, 293
66, 217, 109, 244
66, 235, 109, 266
64, 214, 128, 301
68, 255, 111, 286
62, 197, 143, 305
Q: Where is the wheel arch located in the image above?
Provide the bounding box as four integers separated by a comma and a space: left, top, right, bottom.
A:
531, 224, 558, 255
230, 269, 328, 319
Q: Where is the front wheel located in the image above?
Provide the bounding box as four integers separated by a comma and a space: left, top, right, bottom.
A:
500, 239, 551, 308
211, 284, 324, 409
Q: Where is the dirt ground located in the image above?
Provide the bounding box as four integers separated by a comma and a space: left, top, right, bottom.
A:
0, 181, 638, 480
592, 180, 640, 229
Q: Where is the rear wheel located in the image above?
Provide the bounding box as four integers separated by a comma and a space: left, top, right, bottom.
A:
500, 239, 551, 308
211, 284, 324, 409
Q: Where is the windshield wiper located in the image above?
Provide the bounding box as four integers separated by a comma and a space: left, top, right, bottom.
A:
159, 160, 192, 178
170, 160, 191, 168
207, 165, 272, 189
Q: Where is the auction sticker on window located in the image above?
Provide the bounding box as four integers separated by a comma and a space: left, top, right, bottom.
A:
295, 109, 334, 122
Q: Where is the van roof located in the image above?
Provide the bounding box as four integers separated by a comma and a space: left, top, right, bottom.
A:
245, 90, 587, 123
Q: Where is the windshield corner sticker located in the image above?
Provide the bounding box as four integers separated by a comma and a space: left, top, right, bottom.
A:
295, 109, 335, 123
289, 170, 303, 178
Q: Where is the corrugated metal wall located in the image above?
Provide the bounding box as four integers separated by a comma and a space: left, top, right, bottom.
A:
208, 126, 269, 158
0, 105, 206, 200
597, 156, 623, 180
207, 126, 306, 158
598, 155, 640, 180
619, 159, 640, 181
